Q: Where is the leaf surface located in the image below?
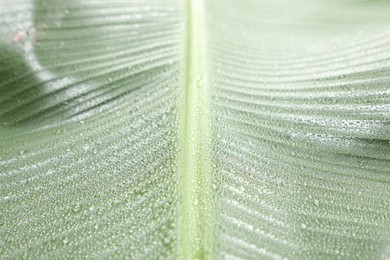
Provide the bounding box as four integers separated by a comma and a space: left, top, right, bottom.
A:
1, 0, 390, 258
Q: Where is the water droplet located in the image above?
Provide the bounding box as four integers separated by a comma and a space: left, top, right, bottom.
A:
72, 203, 82, 213
63, 237, 69, 244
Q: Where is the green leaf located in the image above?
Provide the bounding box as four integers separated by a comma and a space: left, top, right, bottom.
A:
1, 0, 390, 258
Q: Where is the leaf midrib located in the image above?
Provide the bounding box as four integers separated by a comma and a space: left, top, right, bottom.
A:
177, 0, 214, 258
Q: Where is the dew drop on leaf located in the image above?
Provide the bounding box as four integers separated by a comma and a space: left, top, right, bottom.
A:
72, 203, 82, 213
62, 237, 69, 245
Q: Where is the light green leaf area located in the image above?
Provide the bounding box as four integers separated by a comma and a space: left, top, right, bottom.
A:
1, 0, 390, 259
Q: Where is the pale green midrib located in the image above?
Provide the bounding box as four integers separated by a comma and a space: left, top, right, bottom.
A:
177, 0, 213, 258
